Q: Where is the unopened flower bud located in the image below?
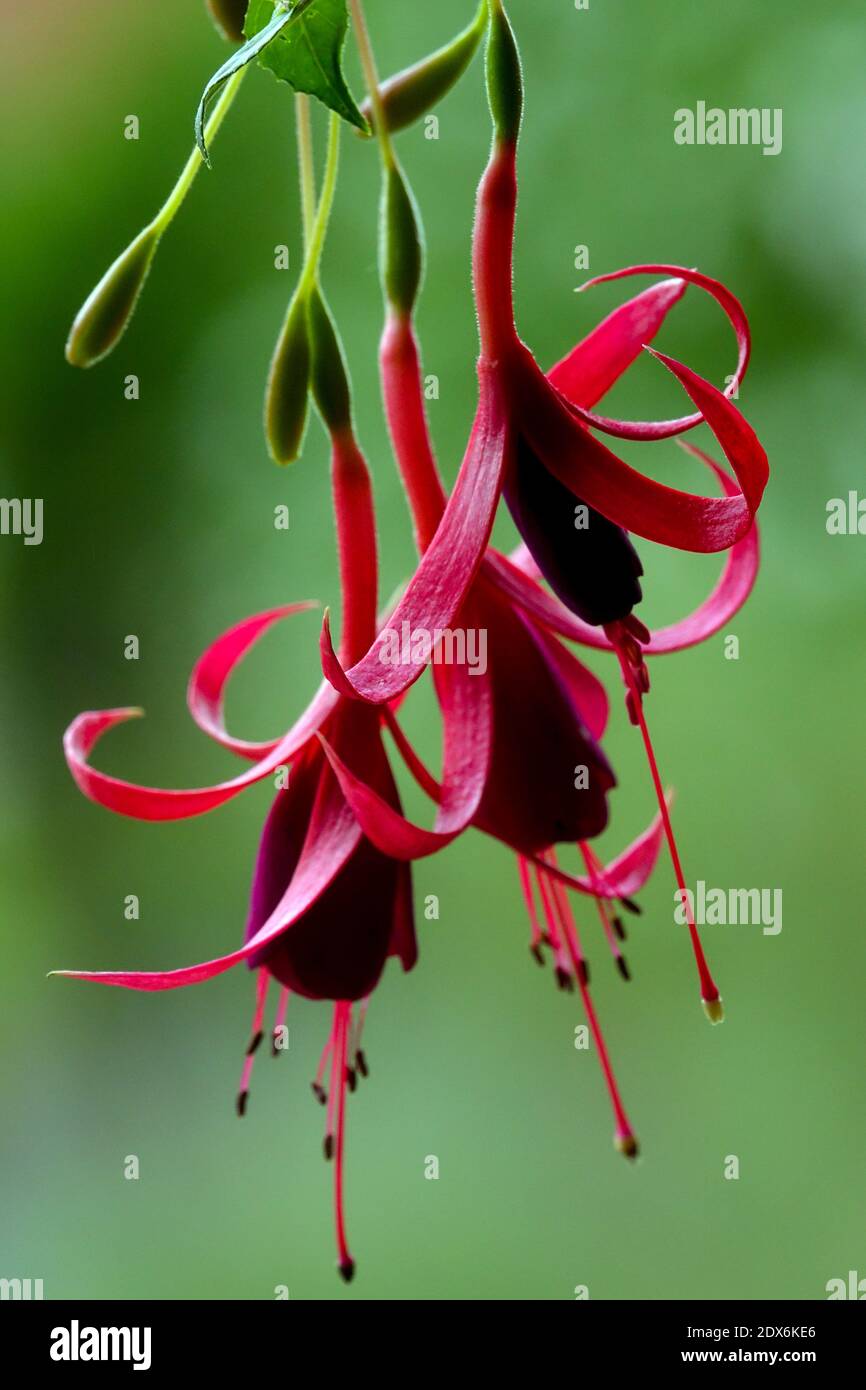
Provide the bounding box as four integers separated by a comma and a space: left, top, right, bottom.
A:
307, 287, 352, 435
265, 290, 311, 465
485, 0, 523, 145
381, 163, 423, 316
206, 0, 248, 44
360, 2, 487, 135
65, 225, 160, 369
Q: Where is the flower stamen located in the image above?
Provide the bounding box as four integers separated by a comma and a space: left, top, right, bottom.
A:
349, 996, 370, 1080
311, 1025, 335, 1107
607, 624, 723, 1021
544, 854, 639, 1159
580, 842, 631, 981
517, 855, 546, 965
236, 968, 269, 1117
534, 865, 575, 991
272, 986, 290, 1057
333, 1001, 356, 1283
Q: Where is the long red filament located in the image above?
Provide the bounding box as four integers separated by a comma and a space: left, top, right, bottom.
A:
534, 865, 572, 984
272, 986, 290, 1056
579, 842, 627, 972
614, 642, 721, 1011
333, 1001, 355, 1280
516, 855, 545, 959
546, 867, 638, 1156
236, 968, 269, 1115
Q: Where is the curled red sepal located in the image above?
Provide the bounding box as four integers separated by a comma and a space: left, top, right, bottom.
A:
488, 452, 759, 654
548, 275, 687, 411
517, 340, 767, 553
51, 760, 364, 991
564, 264, 751, 439
63, 689, 329, 823
320, 363, 512, 704
187, 601, 323, 760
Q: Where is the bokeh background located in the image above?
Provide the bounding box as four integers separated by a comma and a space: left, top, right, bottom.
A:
2, 0, 864, 1301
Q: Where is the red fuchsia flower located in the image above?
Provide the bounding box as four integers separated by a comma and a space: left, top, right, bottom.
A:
58, 431, 407, 1282
308, 12, 678, 1157
55, 145, 499, 1276
322, 0, 767, 1027
309, 15, 742, 1160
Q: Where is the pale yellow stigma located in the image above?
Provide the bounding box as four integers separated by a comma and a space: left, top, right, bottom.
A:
702, 996, 725, 1025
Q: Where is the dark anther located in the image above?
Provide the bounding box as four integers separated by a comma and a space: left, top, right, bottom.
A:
338, 1258, 356, 1284
356, 1049, 369, 1079
529, 943, 545, 966
236, 1090, 248, 1118
620, 896, 642, 916
346, 1066, 357, 1094
612, 915, 627, 941
323, 1134, 335, 1161
616, 956, 632, 982
577, 959, 590, 988
246, 1029, 264, 1057
311, 1082, 327, 1106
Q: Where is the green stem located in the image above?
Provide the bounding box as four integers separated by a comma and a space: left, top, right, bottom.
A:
299, 113, 341, 295
153, 67, 245, 235
348, 0, 395, 169
295, 93, 317, 250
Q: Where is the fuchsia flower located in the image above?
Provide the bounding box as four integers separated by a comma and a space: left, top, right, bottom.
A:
61, 418, 416, 1281
321, 0, 766, 1024
58, 236, 510, 1274
56, 0, 768, 1282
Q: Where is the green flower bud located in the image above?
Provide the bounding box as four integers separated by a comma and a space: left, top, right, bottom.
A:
206, 0, 249, 44
265, 289, 311, 465
380, 163, 423, 316
307, 287, 352, 435
360, 1, 487, 135
65, 225, 160, 369
486, 0, 523, 145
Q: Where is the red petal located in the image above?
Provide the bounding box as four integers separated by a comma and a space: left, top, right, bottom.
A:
524, 615, 609, 740
564, 264, 751, 440
517, 347, 767, 553
548, 277, 686, 409
321, 363, 512, 703
187, 602, 323, 760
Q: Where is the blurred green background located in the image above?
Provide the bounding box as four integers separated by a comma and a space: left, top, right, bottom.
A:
2, 0, 864, 1301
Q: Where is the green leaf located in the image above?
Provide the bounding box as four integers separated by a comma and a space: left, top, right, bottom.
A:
195, 1, 316, 162
244, 0, 368, 133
